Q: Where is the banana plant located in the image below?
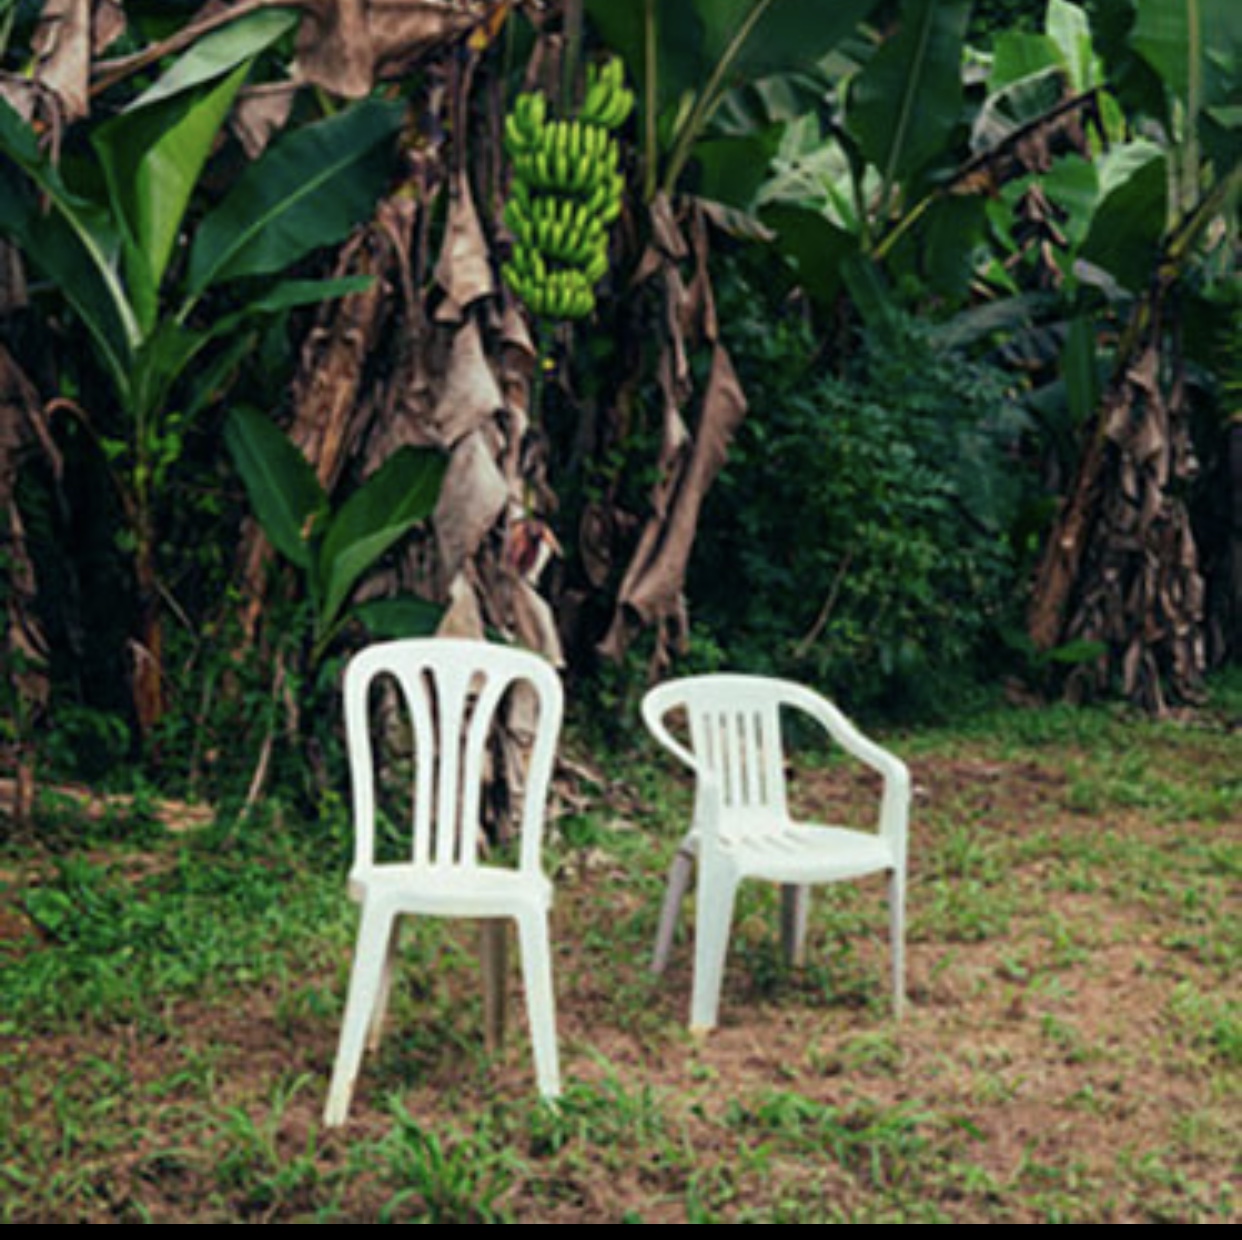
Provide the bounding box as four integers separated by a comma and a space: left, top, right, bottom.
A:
224, 406, 446, 668
0, 8, 405, 737
750, 0, 976, 316
583, 0, 879, 205
1026, 0, 1242, 704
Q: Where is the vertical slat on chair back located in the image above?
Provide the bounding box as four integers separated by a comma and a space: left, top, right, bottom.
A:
345, 640, 560, 876
686, 682, 788, 829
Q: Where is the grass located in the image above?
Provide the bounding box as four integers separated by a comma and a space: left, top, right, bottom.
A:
1, 674, 1239, 1222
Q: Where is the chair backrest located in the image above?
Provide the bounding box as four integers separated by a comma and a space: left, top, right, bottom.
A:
643, 673, 911, 849
642, 675, 791, 834
343, 639, 563, 878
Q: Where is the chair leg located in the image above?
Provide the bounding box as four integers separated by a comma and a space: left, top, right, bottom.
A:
324, 900, 395, 1127
366, 917, 402, 1052
690, 863, 737, 1033
889, 869, 906, 1018
515, 910, 561, 1099
651, 844, 695, 974
480, 919, 509, 1052
780, 884, 809, 968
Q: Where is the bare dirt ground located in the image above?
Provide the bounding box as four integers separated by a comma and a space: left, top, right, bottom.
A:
2, 722, 1239, 1222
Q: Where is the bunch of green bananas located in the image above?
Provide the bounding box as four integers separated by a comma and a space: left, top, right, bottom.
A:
501, 58, 632, 322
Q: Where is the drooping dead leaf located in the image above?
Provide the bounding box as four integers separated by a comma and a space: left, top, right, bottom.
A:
293, 0, 491, 98
434, 426, 509, 578
602, 341, 746, 663
1035, 314, 1207, 713
1, 347, 61, 825
597, 196, 749, 674
434, 169, 497, 318
430, 317, 505, 446
30, 0, 125, 122
231, 81, 299, 157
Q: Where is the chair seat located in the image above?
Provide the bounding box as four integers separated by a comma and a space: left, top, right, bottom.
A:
715, 822, 897, 884
349, 864, 553, 918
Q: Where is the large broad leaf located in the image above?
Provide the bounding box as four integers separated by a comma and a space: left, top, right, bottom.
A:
1131, 0, 1242, 112
583, 0, 706, 125
224, 405, 326, 570
128, 7, 298, 110
692, 129, 783, 210
0, 96, 138, 381
185, 97, 405, 297
847, 0, 972, 190
1079, 141, 1168, 292
94, 64, 252, 333
91, 7, 298, 328
583, 0, 878, 193
1130, 0, 1242, 172
697, 0, 879, 82
315, 446, 448, 638
759, 202, 860, 310
354, 595, 445, 641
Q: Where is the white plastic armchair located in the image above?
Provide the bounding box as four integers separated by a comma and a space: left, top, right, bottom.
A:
642, 674, 910, 1031
323, 639, 563, 1126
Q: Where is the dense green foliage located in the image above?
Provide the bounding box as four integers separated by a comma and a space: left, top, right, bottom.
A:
692, 262, 1030, 716
1, 0, 1238, 795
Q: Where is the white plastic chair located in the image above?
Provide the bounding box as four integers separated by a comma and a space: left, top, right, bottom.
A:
642, 674, 910, 1031
323, 638, 563, 1126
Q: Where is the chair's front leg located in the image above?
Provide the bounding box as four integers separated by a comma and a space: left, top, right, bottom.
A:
690, 859, 738, 1033
324, 898, 396, 1127
515, 910, 561, 1099
888, 868, 906, 1018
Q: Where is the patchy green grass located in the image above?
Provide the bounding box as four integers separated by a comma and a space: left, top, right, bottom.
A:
1, 678, 1238, 1222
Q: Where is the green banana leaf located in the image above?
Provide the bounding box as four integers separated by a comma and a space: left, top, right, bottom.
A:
352, 596, 446, 643
94, 64, 252, 335
1131, 0, 1241, 114
315, 446, 448, 641
583, 0, 878, 197
224, 405, 327, 571
92, 8, 298, 332
225, 403, 447, 653
185, 97, 405, 298
1130, 0, 1242, 173
1079, 141, 1168, 292
126, 7, 298, 110
0, 97, 138, 383
847, 0, 972, 193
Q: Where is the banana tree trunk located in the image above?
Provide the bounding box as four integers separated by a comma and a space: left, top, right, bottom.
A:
0, 343, 55, 825
1027, 301, 1207, 713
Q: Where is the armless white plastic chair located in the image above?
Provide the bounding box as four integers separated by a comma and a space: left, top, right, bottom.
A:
642, 674, 910, 1031
323, 638, 563, 1126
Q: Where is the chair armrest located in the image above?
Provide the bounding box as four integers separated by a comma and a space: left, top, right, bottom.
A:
783, 683, 911, 850
641, 682, 700, 773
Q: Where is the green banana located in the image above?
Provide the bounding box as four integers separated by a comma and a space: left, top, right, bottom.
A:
501, 64, 633, 322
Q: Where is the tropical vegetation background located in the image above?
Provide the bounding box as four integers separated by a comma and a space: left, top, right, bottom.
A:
0, 0, 1238, 1224
1, 0, 1239, 803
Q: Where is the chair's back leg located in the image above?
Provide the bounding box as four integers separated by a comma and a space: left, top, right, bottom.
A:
651, 844, 695, 974
779, 884, 810, 968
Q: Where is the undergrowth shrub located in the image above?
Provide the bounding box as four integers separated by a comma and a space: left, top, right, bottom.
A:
690, 261, 1033, 719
